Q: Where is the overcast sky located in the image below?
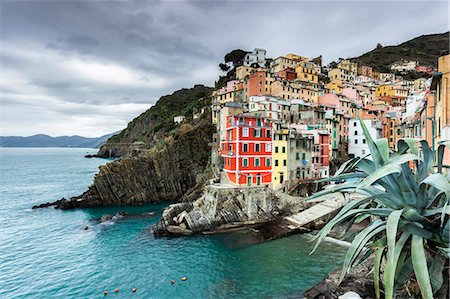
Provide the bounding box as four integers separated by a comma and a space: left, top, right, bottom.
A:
1, 0, 448, 137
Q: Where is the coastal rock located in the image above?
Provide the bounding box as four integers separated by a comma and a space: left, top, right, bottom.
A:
303, 258, 375, 299
40, 120, 214, 209
153, 185, 308, 237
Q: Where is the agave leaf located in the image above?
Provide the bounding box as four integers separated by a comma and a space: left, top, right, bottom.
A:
403, 222, 433, 239
386, 210, 403, 262
355, 158, 376, 174
395, 256, 414, 290
359, 117, 385, 168
306, 182, 357, 200
429, 253, 446, 294
374, 246, 385, 299
442, 219, 450, 245
339, 220, 386, 283
384, 231, 411, 299
437, 143, 445, 173
422, 205, 450, 217
375, 138, 390, 162
310, 201, 372, 253
411, 235, 433, 299
316, 172, 367, 183
334, 157, 359, 176
384, 210, 403, 299
419, 140, 433, 181
421, 173, 450, 193
401, 138, 419, 156
356, 164, 402, 191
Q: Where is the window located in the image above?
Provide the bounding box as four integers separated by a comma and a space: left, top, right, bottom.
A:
283, 160, 287, 166
362, 139, 366, 144
282, 147, 286, 153
255, 158, 260, 167
266, 143, 271, 152
275, 146, 279, 153
354, 131, 358, 136
355, 139, 358, 144
302, 153, 306, 160
275, 160, 279, 166
266, 129, 271, 138
255, 143, 260, 152
254, 129, 261, 138
243, 128, 249, 137
266, 158, 271, 167
362, 149, 366, 155
353, 122, 357, 127
243, 143, 248, 152
243, 158, 248, 167
296, 153, 300, 160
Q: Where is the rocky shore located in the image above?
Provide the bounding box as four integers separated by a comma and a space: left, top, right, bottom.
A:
152, 185, 309, 237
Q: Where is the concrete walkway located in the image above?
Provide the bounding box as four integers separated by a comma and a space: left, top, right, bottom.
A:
284, 192, 347, 229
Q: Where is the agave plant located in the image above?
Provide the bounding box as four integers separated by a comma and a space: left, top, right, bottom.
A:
308, 120, 450, 299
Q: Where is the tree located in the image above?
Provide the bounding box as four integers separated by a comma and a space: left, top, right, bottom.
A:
219, 63, 230, 72
309, 119, 450, 299
224, 49, 249, 68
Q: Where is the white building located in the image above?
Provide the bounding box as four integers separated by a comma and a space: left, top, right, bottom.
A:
390, 60, 418, 72
248, 95, 290, 121
403, 91, 426, 119
243, 48, 267, 67
173, 115, 185, 124
348, 118, 382, 158
397, 80, 414, 92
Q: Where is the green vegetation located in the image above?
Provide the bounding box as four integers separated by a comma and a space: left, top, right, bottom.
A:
351, 32, 449, 71
309, 120, 450, 298
107, 85, 213, 146
216, 49, 249, 89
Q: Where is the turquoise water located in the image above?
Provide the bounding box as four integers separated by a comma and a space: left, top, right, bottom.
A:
0, 147, 347, 298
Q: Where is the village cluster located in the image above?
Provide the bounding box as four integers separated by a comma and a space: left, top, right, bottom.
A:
176, 49, 449, 191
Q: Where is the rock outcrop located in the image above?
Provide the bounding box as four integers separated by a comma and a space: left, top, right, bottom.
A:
153, 185, 308, 237
36, 120, 214, 209
303, 258, 376, 299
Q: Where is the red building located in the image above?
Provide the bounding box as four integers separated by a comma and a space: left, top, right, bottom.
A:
279, 67, 297, 81
221, 114, 273, 186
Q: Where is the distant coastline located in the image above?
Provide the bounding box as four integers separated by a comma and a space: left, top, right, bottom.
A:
0, 132, 119, 148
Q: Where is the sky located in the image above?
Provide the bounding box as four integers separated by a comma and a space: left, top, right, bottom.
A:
1, 0, 448, 137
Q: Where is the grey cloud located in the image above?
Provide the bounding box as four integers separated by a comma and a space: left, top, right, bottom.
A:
1, 0, 448, 136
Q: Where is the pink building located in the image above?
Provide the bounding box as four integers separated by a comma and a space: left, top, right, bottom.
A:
342, 87, 363, 107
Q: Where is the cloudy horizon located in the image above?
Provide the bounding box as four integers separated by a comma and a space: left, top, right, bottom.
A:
1, 0, 448, 137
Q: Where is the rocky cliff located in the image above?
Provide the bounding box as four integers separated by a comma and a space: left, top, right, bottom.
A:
36, 117, 214, 209
153, 185, 308, 236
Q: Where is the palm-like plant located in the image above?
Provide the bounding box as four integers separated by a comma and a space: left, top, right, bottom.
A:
308, 120, 449, 299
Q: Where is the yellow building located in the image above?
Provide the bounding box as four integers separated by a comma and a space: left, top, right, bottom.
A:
376, 83, 408, 99
236, 65, 263, 80
272, 127, 289, 190
329, 68, 355, 82
337, 59, 358, 75
295, 60, 318, 85
326, 79, 344, 94
270, 55, 302, 73
271, 80, 318, 103
431, 54, 450, 152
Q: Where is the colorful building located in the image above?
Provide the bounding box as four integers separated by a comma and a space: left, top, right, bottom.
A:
221, 114, 273, 186
430, 54, 450, 163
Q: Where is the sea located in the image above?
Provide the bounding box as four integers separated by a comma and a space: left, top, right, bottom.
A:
0, 147, 347, 299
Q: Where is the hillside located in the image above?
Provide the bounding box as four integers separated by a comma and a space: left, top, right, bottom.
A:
0, 133, 116, 148
107, 85, 213, 146
351, 32, 449, 71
